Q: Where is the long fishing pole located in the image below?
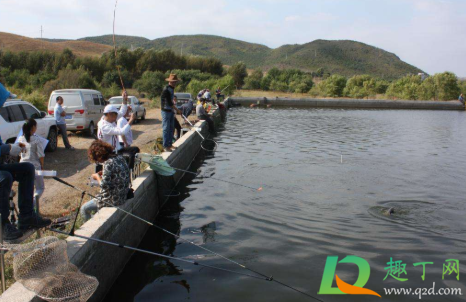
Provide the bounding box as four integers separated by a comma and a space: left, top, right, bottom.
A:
142, 159, 262, 191
112, 0, 125, 90
182, 114, 219, 151
49, 228, 266, 281
52, 176, 323, 301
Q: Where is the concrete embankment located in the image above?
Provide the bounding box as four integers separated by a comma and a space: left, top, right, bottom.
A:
1, 108, 223, 302
226, 97, 464, 110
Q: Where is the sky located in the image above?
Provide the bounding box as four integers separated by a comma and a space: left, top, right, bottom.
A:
1, 0, 465, 76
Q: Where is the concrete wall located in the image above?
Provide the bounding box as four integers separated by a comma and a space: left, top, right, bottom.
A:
226, 97, 465, 111
1, 109, 221, 302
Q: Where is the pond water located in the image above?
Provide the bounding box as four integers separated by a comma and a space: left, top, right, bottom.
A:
105, 108, 466, 302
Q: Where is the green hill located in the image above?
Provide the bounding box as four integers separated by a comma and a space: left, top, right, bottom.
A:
79, 35, 150, 49
53, 34, 425, 79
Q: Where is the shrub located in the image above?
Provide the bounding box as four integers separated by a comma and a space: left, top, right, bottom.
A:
133, 71, 165, 100
269, 80, 289, 92
228, 62, 248, 88
23, 91, 48, 111
313, 74, 347, 97
43, 67, 96, 96
243, 69, 263, 90
344, 75, 388, 98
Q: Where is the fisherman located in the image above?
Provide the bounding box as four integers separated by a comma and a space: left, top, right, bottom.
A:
117, 106, 140, 171
54, 96, 75, 150
160, 74, 181, 152
0, 83, 51, 240
97, 91, 136, 152
196, 97, 215, 133
197, 88, 207, 101
459, 93, 464, 105
173, 96, 182, 139
81, 140, 131, 222
215, 86, 224, 101
180, 96, 194, 125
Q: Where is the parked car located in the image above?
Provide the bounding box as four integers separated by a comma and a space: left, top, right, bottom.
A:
0, 99, 58, 152
108, 95, 146, 122
174, 93, 193, 109
47, 89, 106, 135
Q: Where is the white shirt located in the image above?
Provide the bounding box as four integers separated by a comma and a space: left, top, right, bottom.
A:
97, 105, 129, 151
117, 117, 133, 146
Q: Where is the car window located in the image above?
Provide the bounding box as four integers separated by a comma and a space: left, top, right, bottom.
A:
50, 94, 83, 107
99, 95, 106, 106
0, 107, 10, 122
21, 104, 40, 119
8, 105, 25, 122
133, 98, 139, 105
92, 94, 100, 105
108, 98, 123, 105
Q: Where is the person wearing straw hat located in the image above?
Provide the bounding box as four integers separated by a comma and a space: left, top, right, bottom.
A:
160, 74, 181, 152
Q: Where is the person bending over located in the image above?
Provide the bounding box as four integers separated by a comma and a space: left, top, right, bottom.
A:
196, 98, 215, 133
81, 140, 131, 221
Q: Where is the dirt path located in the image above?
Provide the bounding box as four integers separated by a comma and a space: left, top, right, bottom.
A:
36, 108, 194, 217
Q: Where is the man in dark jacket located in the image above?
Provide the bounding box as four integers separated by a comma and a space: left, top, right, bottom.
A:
0, 83, 51, 240
160, 74, 181, 152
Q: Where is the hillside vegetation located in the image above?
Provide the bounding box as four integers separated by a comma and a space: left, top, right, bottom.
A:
77, 34, 423, 79
0, 32, 111, 57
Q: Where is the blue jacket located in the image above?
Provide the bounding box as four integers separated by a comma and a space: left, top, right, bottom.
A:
0, 83, 11, 156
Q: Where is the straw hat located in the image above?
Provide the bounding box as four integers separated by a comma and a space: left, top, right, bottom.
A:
165, 74, 180, 82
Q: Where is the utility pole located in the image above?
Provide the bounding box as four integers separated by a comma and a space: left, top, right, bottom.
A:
181, 43, 184, 56
40, 25, 44, 49
315, 50, 317, 58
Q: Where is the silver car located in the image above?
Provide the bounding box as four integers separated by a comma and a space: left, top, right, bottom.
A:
108, 96, 146, 123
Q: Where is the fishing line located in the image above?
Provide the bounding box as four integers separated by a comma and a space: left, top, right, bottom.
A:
52, 177, 323, 301
112, 0, 125, 90
144, 159, 262, 191
182, 115, 218, 152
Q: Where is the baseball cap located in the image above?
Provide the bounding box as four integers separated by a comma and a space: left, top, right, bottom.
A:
103, 105, 119, 114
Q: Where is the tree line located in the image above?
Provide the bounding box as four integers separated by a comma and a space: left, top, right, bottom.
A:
0, 48, 464, 112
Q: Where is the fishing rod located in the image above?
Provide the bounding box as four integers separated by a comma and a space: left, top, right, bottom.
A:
52, 176, 323, 301
112, 0, 125, 90
182, 114, 218, 152
141, 159, 262, 191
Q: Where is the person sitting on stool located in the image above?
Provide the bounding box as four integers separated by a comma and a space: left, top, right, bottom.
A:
81, 140, 131, 222
196, 97, 215, 133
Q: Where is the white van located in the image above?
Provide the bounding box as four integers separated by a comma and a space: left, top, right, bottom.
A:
48, 89, 106, 135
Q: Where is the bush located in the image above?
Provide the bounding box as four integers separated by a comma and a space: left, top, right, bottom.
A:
386, 75, 422, 100
386, 72, 459, 101
432, 72, 460, 101
269, 80, 289, 92
243, 69, 263, 90
43, 67, 96, 96
23, 91, 48, 111
101, 70, 133, 88
312, 74, 347, 97
99, 83, 121, 99
228, 62, 248, 88
133, 71, 165, 100
344, 75, 388, 98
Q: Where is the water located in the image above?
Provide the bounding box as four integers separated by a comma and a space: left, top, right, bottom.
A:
105, 108, 466, 302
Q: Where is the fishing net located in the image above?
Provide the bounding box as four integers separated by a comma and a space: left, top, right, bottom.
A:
136, 153, 176, 176
2, 236, 98, 302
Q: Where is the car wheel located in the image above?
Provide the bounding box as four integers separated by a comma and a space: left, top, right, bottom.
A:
87, 122, 95, 136
45, 127, 58, 152
141, 110, 146, 120
133, 113, 138, 124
